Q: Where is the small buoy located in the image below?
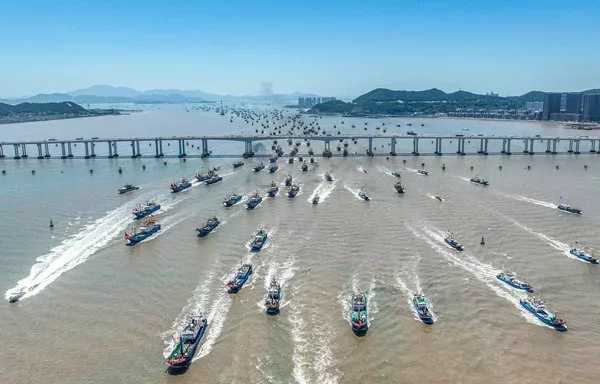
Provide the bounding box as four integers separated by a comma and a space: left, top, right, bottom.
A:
499, 165, 502, 170
31, 170, 35, 174
442, 164, 446, 171
470, 166, 474, 170
142, 165, 146, 170
118, 167, 123, 174
164, 161, 167, 166
527, 165, 531, 170
556, 165, 559, 170
421, 163, 425, 167
49, 220, 54, 229
480, 236, 485, 245
183, 158, 186, 162
584, 164, 588, 169
1, 170, 5, 174
386, 157, 389, 160
89, 169, 93, 174
403, 159, 406, 164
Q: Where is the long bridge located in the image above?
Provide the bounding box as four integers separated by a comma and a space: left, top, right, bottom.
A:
0, 134, 598, 159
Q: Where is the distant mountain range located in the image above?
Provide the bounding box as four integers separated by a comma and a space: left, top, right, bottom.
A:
0, 85, 322, 105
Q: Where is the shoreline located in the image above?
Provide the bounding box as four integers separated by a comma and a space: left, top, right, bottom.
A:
0, 111, 130, 126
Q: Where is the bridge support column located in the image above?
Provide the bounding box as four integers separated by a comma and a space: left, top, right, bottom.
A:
323, 140, 332, 158
131, 140, 136, 158
483, 139, 489, 155
37, 144, 43, 159
244, 141, 255, 158
437, 138, 443, 155
590, 140, 596, 153
159, 140, 164, 157
0, 144, 4, 158
412, 137, 419, 155
528, 138, 534, 155
456, 138, 462, 154
136, 141, 141, 157
60, 143, 67, 159
460, 138, 465, 155
478, 139, 484, 154
113, 141, 119, 157
552, 139, 558, 154
154, 140, 160, 158
568, 140, 573, 153
501, 139, 507, 153
84, 142, 90, 159
367, 137, 373, 156
13, 144, 21, 159
67, 143, 73, 158
201, 139, 209, 158
21, 144, 28, 158
44, 143, 50, 157
522, 139, 529, 154
574, 139, 580, 154
506, 139, 512, 155
108, 141, 113, 158
546, 140, 551, 153
178, 139, 187, 158
390, 137, 396, 156
90, 143, 96, 157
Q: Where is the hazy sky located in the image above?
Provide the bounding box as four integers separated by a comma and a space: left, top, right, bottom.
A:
1, 0, 599, 98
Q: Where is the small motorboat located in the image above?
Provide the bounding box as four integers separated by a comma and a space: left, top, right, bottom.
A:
312, 195, 320, 204
358, 188, 370, 201
205, 174, 223, 185
496, 271, 534, 292
269, 156, 278, 163
569, 247, 599, 264
223, 193, 242, 207
324, 172, 333, 182
412, 293, 434, 324
233, 161, 244, 168
417, 169, 428, 176
391, 171, 401, 178
557, 202, 582, 214
8, 290, 25, 303
265, 280, 281, 315
407, 130, 417, 135
133, 201, 161, 219
470, 177, 489, 186
253, 162, 265, 172
165, 314, 208, 370
118, 184, 139, 194
246, 191, 263, 210
444, 233, 463, 251
435, 195, 443, 202
285, 174, 293, 186
226, 264, 253, 293
125, 218, 161, 246
393, 181, 405, 194
350, 292, 368, 334
301, 163, 308, 172
196, 216, 220, 237
171, 178, 192, 193
287, 184, 300, 198
250, 229, 268, 252
520, 297, 567, 332
268, 164, 278, 173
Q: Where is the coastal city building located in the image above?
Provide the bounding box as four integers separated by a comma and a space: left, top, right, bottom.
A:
583, 94, 600, 122
542, 93, 561, 120
298, 97, 336, 108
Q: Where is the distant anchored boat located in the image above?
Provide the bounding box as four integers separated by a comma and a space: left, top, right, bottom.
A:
233, 161, 244, 168
118, 184, 139, 194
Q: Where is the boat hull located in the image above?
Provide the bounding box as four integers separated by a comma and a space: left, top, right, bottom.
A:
250, 236, 268, 252
126, 225, 161, 246
570, 250, 599, 264
171, 183, 192, 193
227, 271, 252, 293
444, 238, 463, 251
133, 205, 160, 220
205, 177, 222, 185
246, 198, 263, 210
496, 275, 534, 292
519, 300, 567, 332
267, 188, 279, 197
223, 196, 242, 207
119, 187, 139, 194
166, 322, 208, 370
197, 223, 219, 237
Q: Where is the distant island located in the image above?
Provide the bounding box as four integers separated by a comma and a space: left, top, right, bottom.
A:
0, 101, 121, 125
308, 87, 600, 119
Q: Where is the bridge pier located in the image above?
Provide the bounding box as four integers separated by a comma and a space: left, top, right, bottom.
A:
44, 143, 50, 157
136, 141, 141, 157
412, 137, 419, 155
131, 140, 137, 158
478, 138, 484, 154
528, 138, 534, 155
13, 144, 21, 159
67, 143, 73, 158
21, 144, 28, 158
84, 142, 90, 159
506, 139, 512, 155
60, 143, 67, 159
390, 137, 396, 156
177, 139, 187, 158
483, 139, 489, 155
323, 140, 332, 158
435, 138, 443, 155
552, 139, 558, 154
522, 139, 529, 154
367, 137, 374, 156
90, 143, 96, 157
0, 144, 4, 158
243, 140, 255, 158
545, 140, 551, 153
201, 139, 210, 158
590, 139, 597, 153
501, 139, 507, 153
574, 139, 580, 154
37, 144, 43, 159
159, 140, 164, 157
108, 141, 113, 158
154, 140, 160, 158
568, 139, 573, 153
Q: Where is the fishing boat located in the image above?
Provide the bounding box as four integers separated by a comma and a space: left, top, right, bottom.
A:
265, 280, 281, 315
267, 181, 279, 197
195, 169, 215, 182
233, 161, 244, 168
269, 156, 278, 163
223, 193, 242, 207
253, 162, 265, 172
165, 314, 208, 370
470, 177, 489, 186
285, 174, 293, 186
310, 157, 315, 164
132, 201, 161, 219
358, 188, 370, 201
246, 191, 263, 210
520, 297, 567, 331
205, 174, 222, 185
196, 216, 220, 237
350, 292, 368, 334
496, 271, 534, 292
312, 195, 320, 204
125, 218, 161, 246
268, 164, 278, 173
394, 182, 405, 194
407, 130, 417, 135
8, 291, 25, 303
287, 184, 300, 198
118, 184, 139, 194
301, 163, 308, 172
288, 156, 294, 164
226, 264, 253, 293
557, 202, 582, 214
391, 171, 401, 178
250, 229, 268, 252
569, 247, 599, 264
435, 195, 443, 201
444, 233, 463, 251
171, 178, 192, 193
412, 293, 434, 324
324, 172, 333, 182
417, 169, 428, 176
